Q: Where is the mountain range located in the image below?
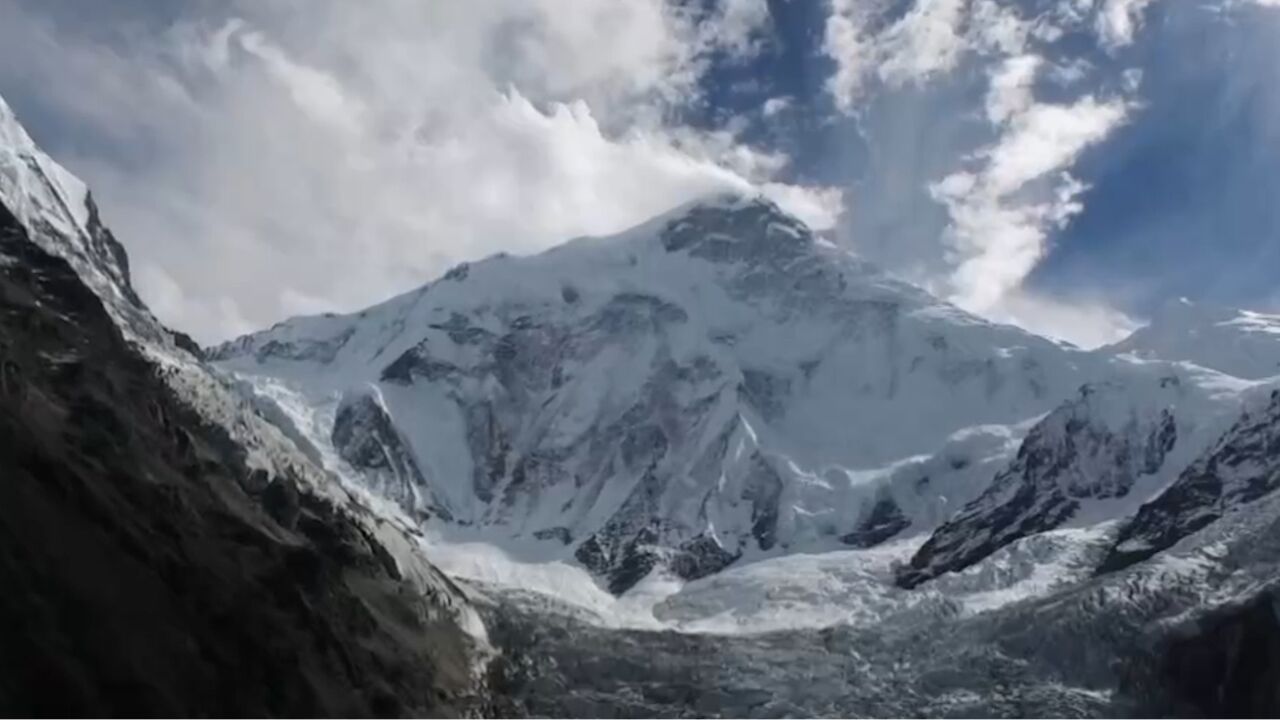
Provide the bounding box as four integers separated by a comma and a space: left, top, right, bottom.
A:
2, 90, 1279, 716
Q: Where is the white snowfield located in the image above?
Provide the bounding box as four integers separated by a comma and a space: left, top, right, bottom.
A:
1109, 296, 1280, 380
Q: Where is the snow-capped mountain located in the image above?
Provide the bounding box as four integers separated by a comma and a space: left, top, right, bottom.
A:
1109, 297, 1280, 380
208, 175, 1280, 600
211, 193, 1104, 593
7, 82, 1280, 715
0, 96, 166, 347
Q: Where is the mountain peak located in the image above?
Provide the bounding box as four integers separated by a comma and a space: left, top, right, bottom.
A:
0, 93, 158, 342
659, 191, 813, 259
0, 94, 91, 239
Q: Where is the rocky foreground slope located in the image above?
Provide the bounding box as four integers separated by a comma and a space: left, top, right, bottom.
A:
0, 96, 496, 716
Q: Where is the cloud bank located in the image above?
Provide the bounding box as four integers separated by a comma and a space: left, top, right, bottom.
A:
3, 0, 1277, 350
0, 0, 839, 342
821, 0, 1163, 346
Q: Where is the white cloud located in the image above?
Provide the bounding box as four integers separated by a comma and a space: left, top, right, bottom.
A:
703, 0, 773, 57
822, 0, 971, 112
934, 57, 1134, 313
762, 96, 792, 117
1096, 0, 1159, 49
235, 30, 367, 135
875, 0, 971, 87
823, 0, 881, 112
985, 289, 1139, 348
820, 0, 1148, 346
0, 0, 839, 343
985, 54, 1041, 124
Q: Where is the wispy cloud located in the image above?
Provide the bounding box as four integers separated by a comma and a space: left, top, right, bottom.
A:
1096, 0, 1160, 49
821, 0, 1154, 346
935, 55, 1134, 313
823, 0, 972, 112
0, 0, 838, 342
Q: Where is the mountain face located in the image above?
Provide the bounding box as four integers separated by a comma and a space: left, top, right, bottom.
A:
1100, 387, 1280, 573
211, 193, 1101, 593
208, 180, 1280, 604
897, 366, 1252, 588
0, 96, 495, 716
1108, 297, 1280, 380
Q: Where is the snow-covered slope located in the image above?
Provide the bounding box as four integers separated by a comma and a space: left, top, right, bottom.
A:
1108, 297, 1280, 379
1101, 384, 1280, 572
898, 361, 1258, 587
211, 193, 1102, 592
0, 95, 182, 351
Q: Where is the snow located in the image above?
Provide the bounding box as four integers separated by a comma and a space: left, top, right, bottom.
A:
0, 95, 91, 240
420, 535, 677, 629
211, 193, 1104, 582
1110, 297, 1280, 380
417, 520, 1118, 637
330, 381, 1125, 637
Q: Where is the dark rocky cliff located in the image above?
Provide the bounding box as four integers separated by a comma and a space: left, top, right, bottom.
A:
0, 202, 490, 716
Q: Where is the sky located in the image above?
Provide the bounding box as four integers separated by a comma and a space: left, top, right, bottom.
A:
0, 0, 1277, 348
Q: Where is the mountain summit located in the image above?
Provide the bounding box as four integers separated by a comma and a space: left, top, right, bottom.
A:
210, 191, 1105, 592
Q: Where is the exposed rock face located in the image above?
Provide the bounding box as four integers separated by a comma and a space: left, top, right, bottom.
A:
1100, 389, 1280, 573
1160, 591, 1280, 718
898, 376, 1201, 589
0, 146, 490, 716
331, 388, 436, 521
840, 494, 911, 548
